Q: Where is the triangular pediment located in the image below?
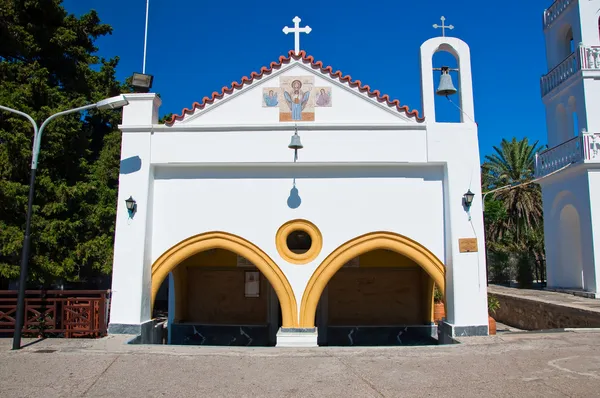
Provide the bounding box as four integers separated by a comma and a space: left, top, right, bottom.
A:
166, 51, 424, 126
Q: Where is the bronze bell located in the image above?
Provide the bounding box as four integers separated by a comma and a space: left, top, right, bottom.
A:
436, 67, 458, 96
288, 132, 303, 150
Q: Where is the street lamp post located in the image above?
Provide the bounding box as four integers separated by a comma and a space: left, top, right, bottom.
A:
0, 95, 129, 350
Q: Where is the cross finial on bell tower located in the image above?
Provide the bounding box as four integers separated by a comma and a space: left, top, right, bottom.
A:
433, 16, 454, 37
283, 16, 312, 55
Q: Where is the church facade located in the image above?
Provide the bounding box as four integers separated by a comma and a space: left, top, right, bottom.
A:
107, 20, 489, 346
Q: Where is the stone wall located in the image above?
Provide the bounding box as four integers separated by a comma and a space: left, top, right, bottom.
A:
489, 292, 600, 330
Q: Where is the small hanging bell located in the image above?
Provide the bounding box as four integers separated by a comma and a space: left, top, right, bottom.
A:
436, 66, 458, 96
288, 131, 303, 150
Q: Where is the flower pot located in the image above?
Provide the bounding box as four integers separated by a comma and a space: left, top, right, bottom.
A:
434, 302, 445, 324
488, 316, 496, 335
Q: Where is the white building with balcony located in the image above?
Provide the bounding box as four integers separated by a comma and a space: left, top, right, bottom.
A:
536, 0, 600, 296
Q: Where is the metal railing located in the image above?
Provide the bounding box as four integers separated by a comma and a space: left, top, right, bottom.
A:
0, 290, 110, 338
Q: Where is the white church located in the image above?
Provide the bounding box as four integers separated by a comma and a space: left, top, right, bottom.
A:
107, 16, 491, 346
535, 0, 600, 298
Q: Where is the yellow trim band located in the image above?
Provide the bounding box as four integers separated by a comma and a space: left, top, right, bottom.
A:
299, 231, 446, 327
150, 231, 298, 327
275, 219, 323, 265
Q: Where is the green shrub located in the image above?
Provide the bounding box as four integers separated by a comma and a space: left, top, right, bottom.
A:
488, 295, 500, 315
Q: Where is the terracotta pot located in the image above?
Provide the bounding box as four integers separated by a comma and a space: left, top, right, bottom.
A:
488, 316, 496, 335
434, 302, 445, 324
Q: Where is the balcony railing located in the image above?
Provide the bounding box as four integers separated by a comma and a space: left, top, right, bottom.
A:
543, 0, 575, 29
535, 132, 600, 177
541, 45, 600, 97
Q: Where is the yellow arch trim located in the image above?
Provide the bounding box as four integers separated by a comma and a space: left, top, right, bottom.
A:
299, 231, 446, 327
151, 231, 298, 327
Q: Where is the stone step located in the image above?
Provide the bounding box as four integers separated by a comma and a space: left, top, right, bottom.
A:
276, 328, 318, 347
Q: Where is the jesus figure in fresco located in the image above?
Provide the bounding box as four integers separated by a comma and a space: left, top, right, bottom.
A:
284, 80, 310, 120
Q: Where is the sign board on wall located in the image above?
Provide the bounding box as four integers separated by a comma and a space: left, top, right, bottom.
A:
245, 271, 260, 298
459, 238, 478, 253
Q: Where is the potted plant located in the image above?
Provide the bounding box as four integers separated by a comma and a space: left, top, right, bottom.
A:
488, 295, 500, 335
433, 285, 445, 324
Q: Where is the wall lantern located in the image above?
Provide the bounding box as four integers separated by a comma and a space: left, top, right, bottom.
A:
125, 196, 137, 216
131, 72, 154, 93
463, 189, 475, 209
288, 126, 303, 162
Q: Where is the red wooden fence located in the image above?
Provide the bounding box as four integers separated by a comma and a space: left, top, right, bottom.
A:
0, 290, 110, 338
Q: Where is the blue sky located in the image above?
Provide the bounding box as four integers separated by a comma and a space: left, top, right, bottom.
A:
63, 0, 551, 158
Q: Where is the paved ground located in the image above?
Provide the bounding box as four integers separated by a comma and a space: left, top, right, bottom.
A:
488, 285, 600, 314
3, 330, 600, 397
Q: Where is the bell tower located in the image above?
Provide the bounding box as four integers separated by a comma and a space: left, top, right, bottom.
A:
420, 33, 475, 123
536, 0, 600, 297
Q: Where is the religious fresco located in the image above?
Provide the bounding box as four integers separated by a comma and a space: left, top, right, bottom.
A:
315, 87, 332, 107
262, 88, 281, 107
279, 76, 315, 122
263, 76, 332, 122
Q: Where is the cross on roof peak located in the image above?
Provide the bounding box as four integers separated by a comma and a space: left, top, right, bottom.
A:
433, 16, 454, 37
283, 16, 312, 55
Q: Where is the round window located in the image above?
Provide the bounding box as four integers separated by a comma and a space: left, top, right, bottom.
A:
286, 230, 312, 254
275, 220, 322, 264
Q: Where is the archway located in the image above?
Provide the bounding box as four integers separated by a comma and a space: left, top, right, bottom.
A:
559, 205, 584, 289
557, 25, 574, 61
300, 232, 446, 341
151, 232, 298, 333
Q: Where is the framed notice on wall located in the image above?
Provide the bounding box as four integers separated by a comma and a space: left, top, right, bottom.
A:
459, 238, 478, 253
245, 271, 260, 298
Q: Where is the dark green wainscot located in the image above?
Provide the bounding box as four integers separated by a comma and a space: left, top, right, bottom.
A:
321, 325, 438, 346
170, 323, 274, 346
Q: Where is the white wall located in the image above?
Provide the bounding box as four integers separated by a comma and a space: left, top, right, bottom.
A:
579, 1, 600, 48
582, 78, 600, 133
150, 164, 445, 313
151, 129, 427, 164
543, 76, 586, 148
541, 166, 597, 292
427, 122, 488, 327
559, 204, 584, 288
587, 169, 600, 292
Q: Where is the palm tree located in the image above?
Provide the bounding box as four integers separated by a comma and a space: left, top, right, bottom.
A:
482, 137, 543, 244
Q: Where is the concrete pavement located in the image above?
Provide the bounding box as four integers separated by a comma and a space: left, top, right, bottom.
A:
488, 285, 600, 314
3, 330, 600, 397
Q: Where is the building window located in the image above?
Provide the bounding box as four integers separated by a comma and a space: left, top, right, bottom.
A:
286, 230, 312, 254
275, 219, 323, 264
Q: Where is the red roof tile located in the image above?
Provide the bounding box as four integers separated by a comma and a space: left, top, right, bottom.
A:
165, 50, 424, 125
